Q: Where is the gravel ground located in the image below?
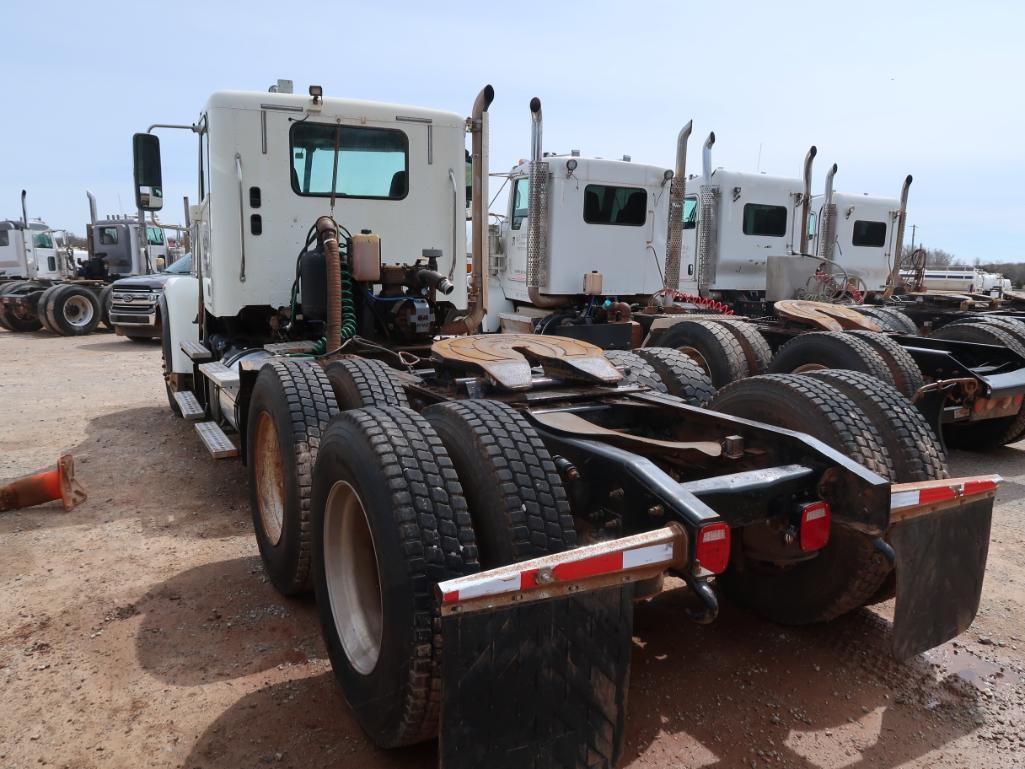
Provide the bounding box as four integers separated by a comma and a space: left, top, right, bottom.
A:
0, 328, 1023, 768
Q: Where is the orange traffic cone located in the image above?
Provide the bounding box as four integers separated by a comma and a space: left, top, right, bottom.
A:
0, 454, 87, 512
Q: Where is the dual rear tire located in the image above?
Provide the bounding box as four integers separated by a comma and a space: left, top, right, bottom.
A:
710, 371, 947, 624
251, 359, 595, 750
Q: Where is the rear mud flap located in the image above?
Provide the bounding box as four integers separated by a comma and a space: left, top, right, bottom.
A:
440, 586, 634, 769
890, 498, 992, 660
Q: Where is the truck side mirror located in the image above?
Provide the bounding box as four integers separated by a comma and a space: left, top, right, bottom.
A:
465, 149, 472, 205
133, 133, 164, 211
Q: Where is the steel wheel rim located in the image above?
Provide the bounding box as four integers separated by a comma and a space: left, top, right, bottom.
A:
324, 480, 383, 676
254, 411, 285, 546
677, 345, 711, 376
792, 363, 828, 374
63, 295, 95, 327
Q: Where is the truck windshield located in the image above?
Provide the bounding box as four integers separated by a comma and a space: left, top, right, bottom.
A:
164, 254, 192, 274
852, 220, 886, 247
147, 226, 165, 245
33, 232, 54, 248
290, 122, 409, 200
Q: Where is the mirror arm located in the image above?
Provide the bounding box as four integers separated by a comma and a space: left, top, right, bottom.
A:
147, 123, 199, 134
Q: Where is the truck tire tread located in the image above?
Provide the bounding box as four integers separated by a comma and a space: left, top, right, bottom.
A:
311, 406, 478, 747
633, 347, 716, 405
424, 399, 575, 566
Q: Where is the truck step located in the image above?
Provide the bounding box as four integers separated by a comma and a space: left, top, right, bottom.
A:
173, 390, 205, 420
181, 340, 213, 361
198, 361, 240, 389
194, 421, 239, 459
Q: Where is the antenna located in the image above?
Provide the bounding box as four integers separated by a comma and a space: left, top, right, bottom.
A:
756, 142, 764, 173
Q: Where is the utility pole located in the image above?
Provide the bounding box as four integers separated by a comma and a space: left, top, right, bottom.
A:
910, 224, 917, 252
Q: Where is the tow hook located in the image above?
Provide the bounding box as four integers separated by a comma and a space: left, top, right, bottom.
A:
872, 537, 896, 566
685, 578, 719, 624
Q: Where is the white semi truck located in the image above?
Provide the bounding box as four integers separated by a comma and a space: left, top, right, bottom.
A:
473, 104, 1025, 450
140, 81, 999, 766
0, 192, 168, 335
0, 192, 68, 330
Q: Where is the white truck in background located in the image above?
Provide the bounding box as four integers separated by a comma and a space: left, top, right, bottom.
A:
0, 192, 170, 335
484, 110, 1025, 450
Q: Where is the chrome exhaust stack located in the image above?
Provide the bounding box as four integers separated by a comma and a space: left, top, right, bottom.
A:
817, 164, 838, 260
20, 190, 28, 228
444, 84, 494, 334
799, 146, 817, 254
86, 191, 98, 225
883, 175, 913, 298
702, 132, 716, 181
663, 120, 693, 291
526, 97, 567, 309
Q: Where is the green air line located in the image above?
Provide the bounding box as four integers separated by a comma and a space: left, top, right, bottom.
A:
340, 262, 357, 340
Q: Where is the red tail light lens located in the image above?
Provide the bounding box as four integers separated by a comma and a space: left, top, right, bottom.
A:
799, 501, 831, 551
695, 522, 731, 574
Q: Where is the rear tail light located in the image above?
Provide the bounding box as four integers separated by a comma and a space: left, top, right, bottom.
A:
695, 522, 731, 574
799, 501, 831, 551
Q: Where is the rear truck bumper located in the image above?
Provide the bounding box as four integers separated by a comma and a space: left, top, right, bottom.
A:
896, 334, 1025, 424
434, 474, 998, 766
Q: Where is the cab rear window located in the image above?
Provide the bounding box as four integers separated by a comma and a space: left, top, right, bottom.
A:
290, 122, 409, 200
852, 220, 887, 247
742, 204, 787, 237
583, 185, 647, 226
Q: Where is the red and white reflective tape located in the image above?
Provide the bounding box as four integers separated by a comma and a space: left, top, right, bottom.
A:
890, 475, 1001, 512
439, 530, 679, 605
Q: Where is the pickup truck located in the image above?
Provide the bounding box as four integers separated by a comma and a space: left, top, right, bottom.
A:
108, 254, 191, 340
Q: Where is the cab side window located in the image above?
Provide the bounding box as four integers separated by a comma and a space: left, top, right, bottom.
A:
511, 178, 529, 230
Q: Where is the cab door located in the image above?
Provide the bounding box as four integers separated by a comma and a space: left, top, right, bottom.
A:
678, 196, 699, 293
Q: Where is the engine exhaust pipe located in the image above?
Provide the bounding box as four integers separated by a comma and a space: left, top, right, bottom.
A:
526, 97, 569, 309
443, 84, 494, 334
21, 190, 28, 228
798, 146, 817, 254
883, 175, 914, 299
817, 164, 839, 260
86, 190, 98, 225
702, 132, 716, 180
664, 120, 693, 291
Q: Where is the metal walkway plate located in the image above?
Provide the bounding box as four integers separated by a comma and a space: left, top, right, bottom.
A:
180, 340, 213, 361
198, 361, 240, 389
174, 390, 205, 420
195, 422, 239, 459
432, 334, 622, 391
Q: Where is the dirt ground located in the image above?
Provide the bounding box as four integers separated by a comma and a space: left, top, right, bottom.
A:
1, 328, 1023, 769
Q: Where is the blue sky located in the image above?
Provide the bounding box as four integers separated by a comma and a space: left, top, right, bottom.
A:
3, 0, 1022, 261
